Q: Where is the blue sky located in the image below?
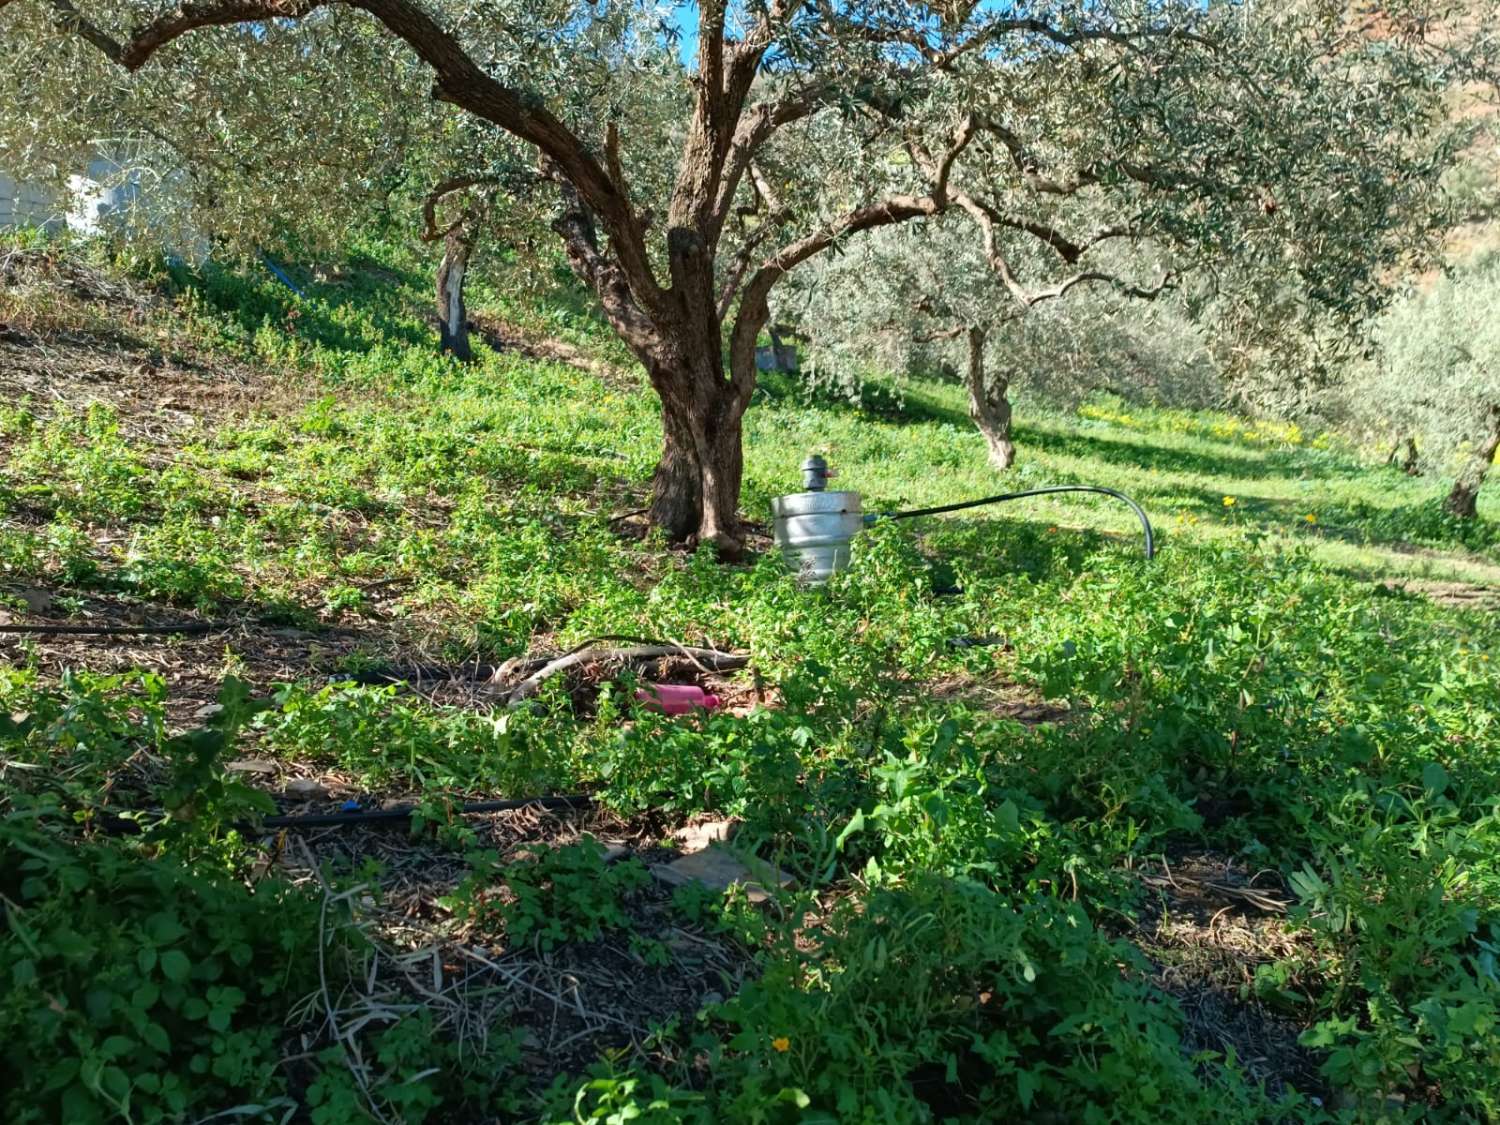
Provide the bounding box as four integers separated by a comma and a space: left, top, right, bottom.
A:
664, 3, 698, 60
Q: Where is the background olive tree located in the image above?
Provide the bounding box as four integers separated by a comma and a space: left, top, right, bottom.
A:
1343, 254, 1500, 517
782, 216, 1216, 469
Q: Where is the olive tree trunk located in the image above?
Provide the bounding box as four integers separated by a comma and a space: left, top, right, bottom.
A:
644, 341, 750, 548
1444, 404, 1500, 518
78, 0, 972, 554
1386, 436, 1420, 476
964, 325, 1016, 470
436, 227, 475, 362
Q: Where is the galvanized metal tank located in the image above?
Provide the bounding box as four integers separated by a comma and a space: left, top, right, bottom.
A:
771, 457, 864, 584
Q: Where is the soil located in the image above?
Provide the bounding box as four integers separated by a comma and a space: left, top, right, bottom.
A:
1383, 578, 1500, 611
1124, 847, 1329, 1105
260, 799, 755, 1084
472, 313, 636, 389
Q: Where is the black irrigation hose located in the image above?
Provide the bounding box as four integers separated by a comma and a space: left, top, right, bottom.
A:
881, 485, 1155, 560
259, 794, 595, 831
0, 621, 219, 636
83, 795, 596, 836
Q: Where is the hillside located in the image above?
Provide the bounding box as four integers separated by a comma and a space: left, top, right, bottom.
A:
2, 241, 1499, 1122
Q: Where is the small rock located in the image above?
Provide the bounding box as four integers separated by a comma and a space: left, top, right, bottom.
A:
192, 702, 224, 720
651, 845, 790, 904
18, 588, 53, 615
673, 818, 740, 853
283, 778, 329, 800
601, 842, 630, 864
227, 758, 278, 775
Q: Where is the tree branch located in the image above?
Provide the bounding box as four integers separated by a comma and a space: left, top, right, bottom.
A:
951, 192, 1130, 265
847, 10, 1217, 63
672, 0, 808, 265
911, 324, 968, 343
712, 83, 827, 228
757, 115, 975, 280
543, 162, 656, 356
954, 188, 1172, 308
715, 164, 787, 319
725, 116, 977, 396
106, 0, 668, 318
119, 0, 320, 69
1025, 269, 1176, 308
420, 174, 497, 242
43, 0, 125, 62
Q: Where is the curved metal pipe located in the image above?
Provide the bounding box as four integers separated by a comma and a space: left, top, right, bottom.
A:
875, 485, 1155, 560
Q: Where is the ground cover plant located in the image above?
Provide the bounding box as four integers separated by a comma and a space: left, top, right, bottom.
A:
2, 239, 1499, 1122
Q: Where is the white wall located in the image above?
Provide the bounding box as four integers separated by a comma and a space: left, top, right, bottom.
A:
3, 148, 162, 235
67, 153, 146, 235
0, 172, 63, 231
4, 151, 202, 258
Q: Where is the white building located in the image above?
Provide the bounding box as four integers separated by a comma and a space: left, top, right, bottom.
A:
0, 172, 63, 231
2, 146, 164, 236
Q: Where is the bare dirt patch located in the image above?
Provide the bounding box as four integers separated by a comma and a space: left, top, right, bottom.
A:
1382, 578, 1500, 611
929, 668, 1080, 725
1126, 849, 1327, 1103
0, 320, 299, 457
473, 313, 637, 388
264, 800, 755, 1085
0, 247, 311, 444
0, 588, 395, 729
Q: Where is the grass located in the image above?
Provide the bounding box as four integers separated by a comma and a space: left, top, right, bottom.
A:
2, 235, 1499, 1123
752, 373, 1500, 586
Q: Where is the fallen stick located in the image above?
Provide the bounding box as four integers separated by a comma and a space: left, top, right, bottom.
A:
506, 643, 750, 707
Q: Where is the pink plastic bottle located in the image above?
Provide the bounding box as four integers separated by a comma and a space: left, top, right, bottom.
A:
636, 682, 722, 715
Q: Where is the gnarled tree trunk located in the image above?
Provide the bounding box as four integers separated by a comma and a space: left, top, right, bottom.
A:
964, 325, 1015, 470
1387, 436, 1420, 476
645, 345, 750, 550
435, 226, 475, 362
422, 176, 494, 364
1444, 404, 1500, 519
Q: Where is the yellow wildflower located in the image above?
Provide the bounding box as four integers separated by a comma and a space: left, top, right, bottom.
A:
1304, 513, 1317, 524
772, 1037, 791, 1053
1222, 496, 1236, 507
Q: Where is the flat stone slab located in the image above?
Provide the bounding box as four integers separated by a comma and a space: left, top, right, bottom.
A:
227, 758, 279, 775
651, 845, 791, 904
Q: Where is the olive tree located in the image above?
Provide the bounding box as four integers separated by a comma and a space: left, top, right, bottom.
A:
1352, 255, 1500, 517
786, 217, 1215, 468
3, 0, 1491, 553
0, 1, 435, 250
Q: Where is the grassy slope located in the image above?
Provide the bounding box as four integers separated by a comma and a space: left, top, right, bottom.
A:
3, 241, 1499, 1123
750, 376, 1500, 587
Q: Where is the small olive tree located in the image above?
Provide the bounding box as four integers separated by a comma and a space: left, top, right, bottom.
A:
785, 216, 1216, 468
1353, 255, 1500, 517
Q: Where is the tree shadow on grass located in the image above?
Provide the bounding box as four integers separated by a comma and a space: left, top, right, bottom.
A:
915, 512, 1132, 584
178, 258, 439, 360
1162, 482, 1500, 565
752, 373, 1366, 494
1014, 419, 1365, 485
